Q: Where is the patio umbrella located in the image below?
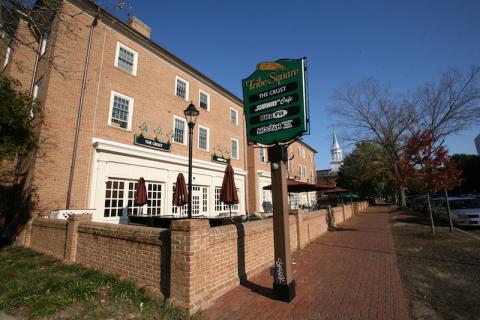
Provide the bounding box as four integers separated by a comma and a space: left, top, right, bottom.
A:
135, 177, 148, 214
172, 173, 188, 212
220, 164, 239, 221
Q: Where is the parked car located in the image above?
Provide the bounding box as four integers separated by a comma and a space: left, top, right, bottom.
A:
434, 197, 480, 226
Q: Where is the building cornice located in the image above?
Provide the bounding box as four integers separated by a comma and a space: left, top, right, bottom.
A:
92, 138, 247, 176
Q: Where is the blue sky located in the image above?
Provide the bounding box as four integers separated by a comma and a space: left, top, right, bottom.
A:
104, 0, 480, 168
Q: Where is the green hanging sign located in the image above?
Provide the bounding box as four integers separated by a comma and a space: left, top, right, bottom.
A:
242, 58, 308, 145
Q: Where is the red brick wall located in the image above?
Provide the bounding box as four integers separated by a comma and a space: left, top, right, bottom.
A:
304, 209, 329, 241
76, 222, 169, 296
29, 218, 68, 260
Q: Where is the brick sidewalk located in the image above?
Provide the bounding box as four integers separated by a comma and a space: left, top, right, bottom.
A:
205, 205, 409, 320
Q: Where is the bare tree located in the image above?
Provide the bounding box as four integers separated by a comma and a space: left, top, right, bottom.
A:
330, 78, 416, 207
414, 66, 480, 142
330, 67, 480, 208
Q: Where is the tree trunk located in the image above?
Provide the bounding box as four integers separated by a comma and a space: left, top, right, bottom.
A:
426, 193, 435, 234
399, 187, 407, 208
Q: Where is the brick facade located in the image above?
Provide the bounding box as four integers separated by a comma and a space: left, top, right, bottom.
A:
2, 0, 248, 221
247, 140, 318, 214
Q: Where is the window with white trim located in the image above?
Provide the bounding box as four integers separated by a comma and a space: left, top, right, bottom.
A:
109, 91, 134, 130
172, 185, 208, 216
289, 193, 300, 209
175, 76, 189, 100
231, 138, 239, 159
261, 190, 273, 213
230, 108, 238, 125
199, 90, 210, 110
310, 154, 313, 163
302, 166, 306, 177
298, 165, 302, 176
172, 184, 188, 217
104, 179, 125, 217
198, 126, 209, 151
103, 179, 165, 218
259, 147, 268, 163
301, 148, 305, 158
114, 42, 138, 75
173, 116, 186, 144
215, 186, 239, 214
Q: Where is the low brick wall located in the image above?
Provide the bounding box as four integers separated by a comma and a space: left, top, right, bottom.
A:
29, 218, 68, 260
76, 222, 170, 296
18, 201, 369, 314
304, 209, 329, 242
18, 214, 169, 298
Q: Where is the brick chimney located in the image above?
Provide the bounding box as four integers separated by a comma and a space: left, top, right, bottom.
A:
127, 16, 151, 39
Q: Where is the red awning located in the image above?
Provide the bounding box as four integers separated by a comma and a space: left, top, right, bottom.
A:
263, 179, 335, 193
324, 187, 350, 194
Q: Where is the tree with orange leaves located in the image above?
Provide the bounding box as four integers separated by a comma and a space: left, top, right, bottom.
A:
396, 129, 462, 233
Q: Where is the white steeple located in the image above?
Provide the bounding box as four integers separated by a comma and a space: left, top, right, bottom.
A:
330, 128, 343, 172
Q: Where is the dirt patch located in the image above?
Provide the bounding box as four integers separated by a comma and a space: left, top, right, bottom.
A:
392, 210, 480, 320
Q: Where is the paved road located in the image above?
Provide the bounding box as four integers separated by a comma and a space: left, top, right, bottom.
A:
205, 205, 409, 320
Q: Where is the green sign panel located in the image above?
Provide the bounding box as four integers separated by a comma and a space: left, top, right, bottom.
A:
242, 58, 308, 145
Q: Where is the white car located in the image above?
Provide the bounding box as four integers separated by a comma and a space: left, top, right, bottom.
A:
435, 197, 480, 226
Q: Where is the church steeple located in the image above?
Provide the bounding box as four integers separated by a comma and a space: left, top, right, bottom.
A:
330, 129, 343, 172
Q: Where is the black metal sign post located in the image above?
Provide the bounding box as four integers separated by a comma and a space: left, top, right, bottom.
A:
268, 144, 295, 302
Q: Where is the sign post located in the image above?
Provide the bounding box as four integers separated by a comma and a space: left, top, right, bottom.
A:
268, 144, 295, 301
242, 58, 308, 302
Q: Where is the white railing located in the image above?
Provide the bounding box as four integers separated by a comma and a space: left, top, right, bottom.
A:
50, 209, 96, 220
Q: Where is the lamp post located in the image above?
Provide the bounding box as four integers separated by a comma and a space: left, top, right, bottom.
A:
184, 102, 199, 219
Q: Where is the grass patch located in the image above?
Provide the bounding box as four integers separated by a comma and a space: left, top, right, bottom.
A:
0, 246, 203, 319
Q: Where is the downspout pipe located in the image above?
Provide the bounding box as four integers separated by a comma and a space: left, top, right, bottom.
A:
66, 15, 98, 209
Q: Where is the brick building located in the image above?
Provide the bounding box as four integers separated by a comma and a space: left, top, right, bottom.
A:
247, 140, 317, 214
2, 0, 247, 222
2, 0, 320, 222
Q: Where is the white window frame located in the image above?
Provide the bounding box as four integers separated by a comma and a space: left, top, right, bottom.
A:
175, 76, 189, 101
230, 107, 238, 125
310, 154, 313, 163
172, 115, 187, 145
108, 90, 134, 131
114, 41, 138, 76
198, 89, 210, 111
197, 125, 210, 151
231, 138, 239, 160
301, 148, 305, 158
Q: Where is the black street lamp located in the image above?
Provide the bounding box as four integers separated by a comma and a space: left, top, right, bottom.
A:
184, 102, 199, 219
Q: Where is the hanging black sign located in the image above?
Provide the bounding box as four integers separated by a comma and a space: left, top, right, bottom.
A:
134, 135, 171, 152
212, 154, 230, 164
